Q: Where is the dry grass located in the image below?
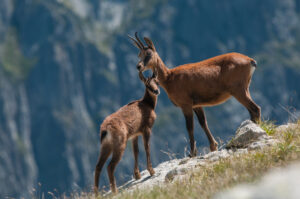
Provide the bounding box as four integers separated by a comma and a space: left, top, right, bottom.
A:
67, 121, 300, 199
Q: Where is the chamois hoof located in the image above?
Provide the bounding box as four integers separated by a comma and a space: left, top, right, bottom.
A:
93, 186, 99, 195
188, 149, 198, 158
134, 171, 141, 180
148, 168, 155, 176
210, 142, 218, 152
111, 187, 118, 194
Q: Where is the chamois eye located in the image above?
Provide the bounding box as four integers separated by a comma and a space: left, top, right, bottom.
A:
146, 51, 151, 56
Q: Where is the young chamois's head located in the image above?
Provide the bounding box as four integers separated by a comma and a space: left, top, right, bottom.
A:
129, 32, 158, 73
139, 71, 160, 96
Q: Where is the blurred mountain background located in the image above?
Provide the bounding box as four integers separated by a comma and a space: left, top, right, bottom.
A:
0, 0, 300, 198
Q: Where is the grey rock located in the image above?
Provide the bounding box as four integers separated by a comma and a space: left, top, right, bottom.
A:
165, 168, 188, 182
226, 120, 267, 149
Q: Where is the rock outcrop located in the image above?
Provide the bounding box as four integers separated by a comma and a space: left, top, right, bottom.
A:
226, 120, 278, 150
114, 120, 279, 194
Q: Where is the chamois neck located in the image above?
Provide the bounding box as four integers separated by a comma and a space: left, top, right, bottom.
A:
155, 56, 169, 87
142, 89, 157, 109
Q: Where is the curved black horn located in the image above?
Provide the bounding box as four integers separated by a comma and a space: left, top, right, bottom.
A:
128, 34, 142, 50
135, 32, 145, 49
144, 37, 156, 51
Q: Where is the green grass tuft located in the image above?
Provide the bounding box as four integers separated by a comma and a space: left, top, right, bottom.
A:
259, 120, 277, 135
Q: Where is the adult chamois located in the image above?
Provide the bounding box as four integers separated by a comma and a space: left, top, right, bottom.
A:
94, 72, 159, 193
129, 32, 261, 157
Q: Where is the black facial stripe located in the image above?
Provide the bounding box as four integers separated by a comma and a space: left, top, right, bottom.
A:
146, 85, 159, 95
144, 55, 151, 66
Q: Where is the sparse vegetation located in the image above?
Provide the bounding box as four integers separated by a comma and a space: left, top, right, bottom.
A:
0, 28, 36, 82
259, 120, 276, 135
69, 121, 300, 199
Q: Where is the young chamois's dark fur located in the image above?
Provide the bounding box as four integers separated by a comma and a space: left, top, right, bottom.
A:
94, 72, 159, 193
129, 32, 261, 157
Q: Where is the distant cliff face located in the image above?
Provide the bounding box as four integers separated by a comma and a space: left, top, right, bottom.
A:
0, 0, 300, 198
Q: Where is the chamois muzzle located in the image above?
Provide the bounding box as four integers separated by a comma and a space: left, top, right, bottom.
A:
136, 64, 142, 71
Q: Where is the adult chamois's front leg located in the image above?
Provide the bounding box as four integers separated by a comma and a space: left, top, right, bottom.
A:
182, 107, 197, 157
132, 137, 141, 179
142, 128, 155, 176
193, 107, 218, 151
232, 88, 261, 123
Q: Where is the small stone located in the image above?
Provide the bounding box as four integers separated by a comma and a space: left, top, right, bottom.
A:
165, 168, 188, 182
179, 158, 189, 165
226, 120, 267, 149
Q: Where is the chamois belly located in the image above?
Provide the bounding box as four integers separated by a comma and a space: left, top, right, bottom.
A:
192, 92, 232, 107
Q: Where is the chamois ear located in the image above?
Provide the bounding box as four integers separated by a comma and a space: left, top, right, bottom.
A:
144, 37, 156, 51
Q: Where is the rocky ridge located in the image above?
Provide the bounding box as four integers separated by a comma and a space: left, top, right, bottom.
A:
109, 120, 280, 194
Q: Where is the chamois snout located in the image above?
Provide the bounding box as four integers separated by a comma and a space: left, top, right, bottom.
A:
139, 70, 160, 95
146, 78, 160, 95
136, 63, 143, 71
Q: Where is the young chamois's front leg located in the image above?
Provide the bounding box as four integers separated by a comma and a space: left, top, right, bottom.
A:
143, 128, 155, 176
132, 137, 141, 179
182, 107, 197, 157
193, 107, 218, 151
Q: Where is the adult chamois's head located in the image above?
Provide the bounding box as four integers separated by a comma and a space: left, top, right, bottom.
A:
128, 32, 158, 73
138, 71, 160, 96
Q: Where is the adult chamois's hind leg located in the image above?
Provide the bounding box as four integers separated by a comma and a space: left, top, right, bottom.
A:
94, 143, 112, 194
193, 107, 218, 151
232, 88, 261, 123
132, 137, 141, 179
182, 107, 197, 157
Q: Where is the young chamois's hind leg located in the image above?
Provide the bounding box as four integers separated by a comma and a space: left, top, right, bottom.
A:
182, 107, 197, 157
142, 128, 155, 176
193, 107, 218, 151
94, 143, 112, 194
107, 143, 126, 193
132, 137, 141, 179
232, 88, 261, 123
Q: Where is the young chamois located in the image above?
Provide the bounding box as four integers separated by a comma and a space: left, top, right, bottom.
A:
94, 71, 159, 193
129, 32, 261, 157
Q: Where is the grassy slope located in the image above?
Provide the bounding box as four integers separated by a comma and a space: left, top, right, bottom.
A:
69, 121, 300, 199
